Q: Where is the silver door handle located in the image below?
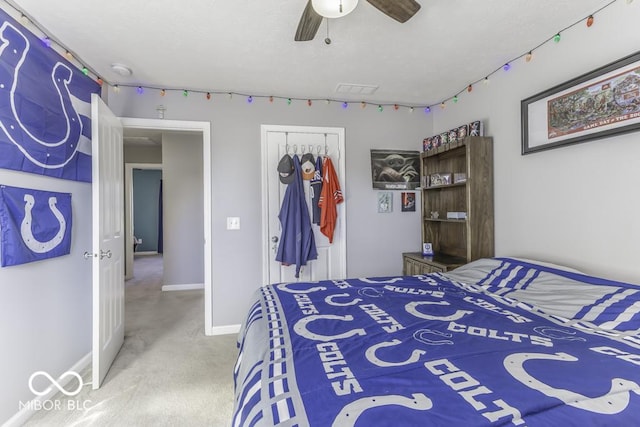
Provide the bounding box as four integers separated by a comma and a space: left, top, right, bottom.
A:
100, 250, 112, 259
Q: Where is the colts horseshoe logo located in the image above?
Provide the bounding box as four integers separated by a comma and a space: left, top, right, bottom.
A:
0, 22, 82, 168
20, 194, 66, 253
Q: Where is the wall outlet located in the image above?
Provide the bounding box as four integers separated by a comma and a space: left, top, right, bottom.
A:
226, 217, 240, 230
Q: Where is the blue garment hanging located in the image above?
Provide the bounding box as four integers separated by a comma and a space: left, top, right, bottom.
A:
275, 155, 317, 278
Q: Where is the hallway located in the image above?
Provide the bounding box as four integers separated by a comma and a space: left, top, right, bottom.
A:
25, 255, 236, 426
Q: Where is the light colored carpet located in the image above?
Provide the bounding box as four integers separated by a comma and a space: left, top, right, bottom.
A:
25, 255, 238, 427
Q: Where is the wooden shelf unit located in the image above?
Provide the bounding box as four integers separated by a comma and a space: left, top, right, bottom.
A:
402, 252, 466, 275
419, 136, 494, 270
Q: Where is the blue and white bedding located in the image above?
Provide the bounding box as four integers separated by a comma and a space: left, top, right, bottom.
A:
233, 257, 640, 426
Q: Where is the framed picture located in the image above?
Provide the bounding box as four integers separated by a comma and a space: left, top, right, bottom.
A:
401, 192, 415, 212
522, 50, 640, 155
377, 192, 393, 213
370, 149, 420, 190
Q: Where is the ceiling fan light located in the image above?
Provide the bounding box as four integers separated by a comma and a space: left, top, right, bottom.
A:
311, 0, 359, 18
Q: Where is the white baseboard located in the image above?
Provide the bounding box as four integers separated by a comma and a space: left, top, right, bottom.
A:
3, 352, 91, 427
209, 324, 241, 336
134, 251, 159, 256
161, 283, 204, 292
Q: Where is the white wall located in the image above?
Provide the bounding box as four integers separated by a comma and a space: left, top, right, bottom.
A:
432, 1, 640, 284
162, 133, 205, 286
108, 95, 432, 326
124, 144, 163, 164
0, 170, 92, 425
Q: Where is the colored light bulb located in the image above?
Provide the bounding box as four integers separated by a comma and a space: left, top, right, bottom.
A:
377, 105, 383, 112
206, 92, 211, 100
424, 107, 430, 114
503, 63, 511, 71
467, 85, 473, 93
453, 95, 458, 103
342, 102, 348, 109
287, 98, 292, 105
160, 89, 166, 96
247, 95, 253, 103
525, 52, 533, 62
307, 99, 312, 106
137, 86, 144, 94
586, 15, 594, 27
183, 90, 189, 97
553, 33, 561, 43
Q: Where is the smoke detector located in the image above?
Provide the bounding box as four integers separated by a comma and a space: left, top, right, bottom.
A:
111, 63, 132, 77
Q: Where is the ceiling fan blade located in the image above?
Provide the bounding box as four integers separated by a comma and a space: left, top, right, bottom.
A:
295, 0, 323, 41
366, 0, 421, 23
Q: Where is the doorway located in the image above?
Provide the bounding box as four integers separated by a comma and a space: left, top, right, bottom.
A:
125, 162, 163, 279
120, 118, 214, 335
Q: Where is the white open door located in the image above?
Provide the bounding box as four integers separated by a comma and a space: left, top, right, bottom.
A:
91, 93, 124, 389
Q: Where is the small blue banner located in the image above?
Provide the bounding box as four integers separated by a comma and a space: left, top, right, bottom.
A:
0, 185, 72, 266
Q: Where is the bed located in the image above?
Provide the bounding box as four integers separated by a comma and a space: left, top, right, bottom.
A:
232, 257, 640, 426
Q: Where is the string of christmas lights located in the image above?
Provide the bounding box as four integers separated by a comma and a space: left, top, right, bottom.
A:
3, 0, 633, 114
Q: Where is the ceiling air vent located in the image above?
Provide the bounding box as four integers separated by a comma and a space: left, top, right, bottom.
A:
335, 83, 379, 95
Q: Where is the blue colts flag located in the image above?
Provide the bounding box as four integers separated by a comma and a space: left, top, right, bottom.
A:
0, 9, 100, 182
0, 185, 72, 266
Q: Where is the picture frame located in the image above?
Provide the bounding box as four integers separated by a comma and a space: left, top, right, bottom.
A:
377, 191, 393, 213
401, 192, 416, 212
521, 50, 640, 155
428, 173, 452, 187
370, 149, 420, 190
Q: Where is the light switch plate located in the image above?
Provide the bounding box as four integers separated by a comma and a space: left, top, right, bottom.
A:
227, 217, 240, 230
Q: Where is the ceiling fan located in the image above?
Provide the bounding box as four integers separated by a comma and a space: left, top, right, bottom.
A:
295, 0, 421, 41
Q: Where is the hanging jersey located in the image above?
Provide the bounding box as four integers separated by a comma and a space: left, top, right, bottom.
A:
318, 157, 343, 243
310, 155, 323, 225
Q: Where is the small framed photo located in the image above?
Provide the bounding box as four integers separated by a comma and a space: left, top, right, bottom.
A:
423, 137, 433, 151
422, 243, 434, 256
401, 192, 416, 212
453, 173, 467, 183
428, 173, 452, 187
448, 129, 458, 144
457, 124, 469, 140
377, 191, 393, 213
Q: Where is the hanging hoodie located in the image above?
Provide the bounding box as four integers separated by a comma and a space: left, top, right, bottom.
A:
275, 155, 318, 277
318, 156, 343, 243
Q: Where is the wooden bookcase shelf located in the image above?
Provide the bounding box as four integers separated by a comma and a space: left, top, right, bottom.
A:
411, 136, 494, 272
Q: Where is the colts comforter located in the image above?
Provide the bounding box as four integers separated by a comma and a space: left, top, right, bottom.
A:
233, 257, 640, 426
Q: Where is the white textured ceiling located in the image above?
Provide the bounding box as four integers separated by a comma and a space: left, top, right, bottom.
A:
8, 0, 612, 106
